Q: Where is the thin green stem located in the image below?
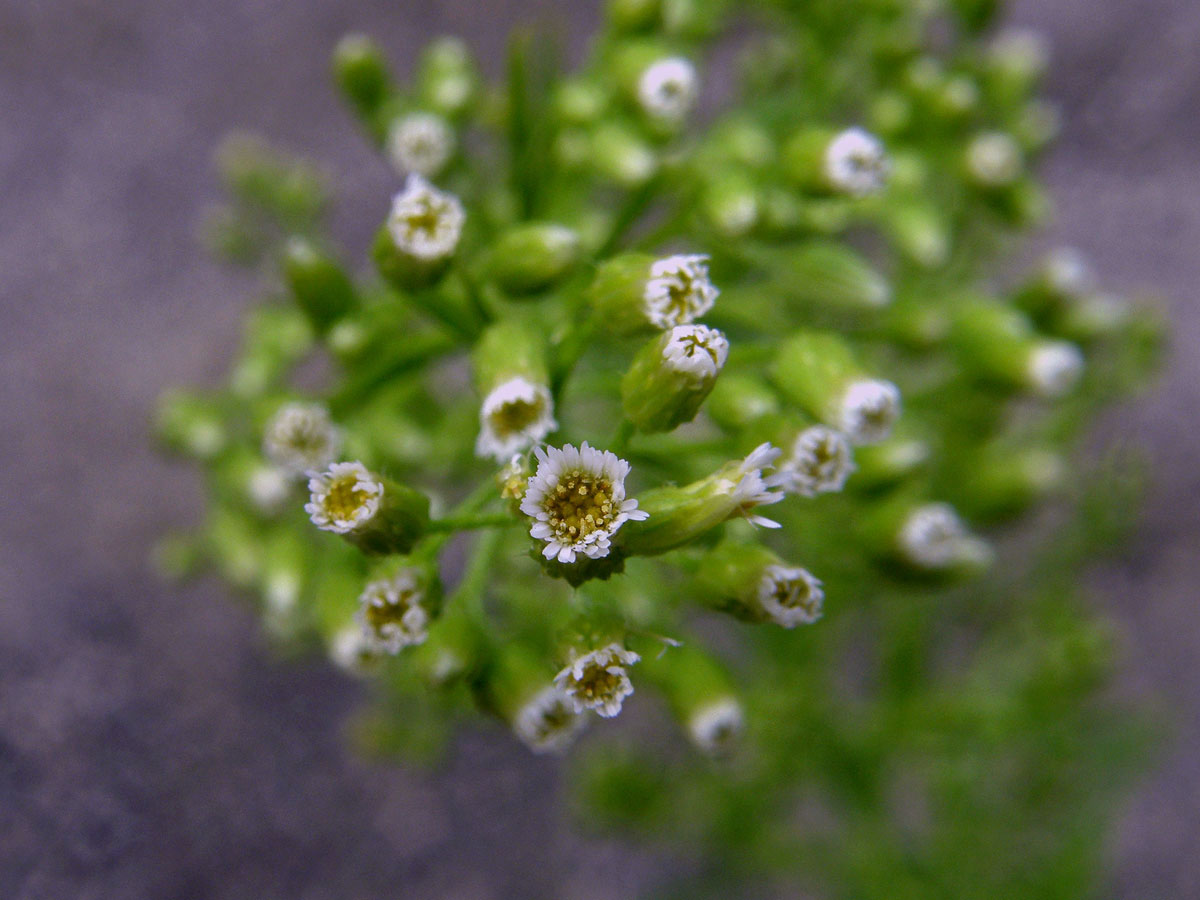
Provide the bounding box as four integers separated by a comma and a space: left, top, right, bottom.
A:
427, 513, 520, 533
610, 418, 635, 456
450, 527, 506, 619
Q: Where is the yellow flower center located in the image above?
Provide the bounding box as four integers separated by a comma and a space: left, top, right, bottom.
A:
402, 196, 444, 237
541, 470, 617, 544
365, 588, 419, 633
662, 272, 698, 324
324, 475, 370, 523
570, 662, 623, 704
773, 577, 819, 616
489, 394, 546, 437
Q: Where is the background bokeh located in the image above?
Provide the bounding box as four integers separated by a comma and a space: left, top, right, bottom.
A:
1, 0, 1197, 896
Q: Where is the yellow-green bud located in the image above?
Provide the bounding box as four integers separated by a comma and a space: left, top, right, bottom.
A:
607, 0, 661, 32
705, 373, 780, 431
283, 238, 357, 335
641, 644, 744, 755
776, 241, 892, 311
332, 35, 392, 130
589, 252, 719, 334
305, 462, 430, 556
591, 122, 659, 186
416, 37, 479, 118
783, 126, 891, 198
770, 331, 901, 445
697, 541, 824, 627
485, 223, 582, 296
622, 324, 729, 432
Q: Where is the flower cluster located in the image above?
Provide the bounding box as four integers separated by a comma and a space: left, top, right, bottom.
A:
158, 6, 1162, 897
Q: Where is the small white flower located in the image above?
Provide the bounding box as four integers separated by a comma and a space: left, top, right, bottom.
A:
662, 324, 729, 380
386, 112, 455, 178
643, 254, 719, 329
475, 376, 558, 462
824, 127, 891, 197
989, 28, 1051, 79
1042, 247, 1094, 297
521, 443, 648, 563
758, 564, 824, 627
1028, 341, 1084, 398
724, 442, 787, 528
637, 57, 699, 124
247, 465, 292, 513
386, 174, 465, 261
687, 697, 745, 756
355, 569, 429, 654
513, 685, 588, 753
263, 402, 341, 477
305, 461, 384, 534
555, 643, 640, 718
966, 132, 1023, 187
898, 503, 992, 570
838, 379, 901, 446
329, 622, 375, 675
776, 426, 855, 497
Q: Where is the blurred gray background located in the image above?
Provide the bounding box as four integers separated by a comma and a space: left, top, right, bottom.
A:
1, 0, 1197, 897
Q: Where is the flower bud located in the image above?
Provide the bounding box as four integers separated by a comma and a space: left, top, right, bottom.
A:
262, 401, 341, 478
950, 298, 1084, 398
332, 34, 392, 128
701, 170, 760, 238
606, 0, 661, 32
697, 541, 823, 627
555, 642, 640, 718
621, 444, 785, 555
642, 644, 743, 755
486, 645, 587, 753
984, 28, 1049, 102
230, 307, 314, 398
882, 201, 950, 269
155, 390, 227, 460
1013, 247, 1095, 321
770, 331, 901, 445
964, 131, 1023, 188
306, 461, 430, 555
354, 565, 441, 654
705, 373, 780, 431
775, 241, 892, 311
635, 56, 699, 129
589, 252, 719, 334
591, 122, 659, 186
373, 175, 465, 290
893, 502, 992, 572
955, 444, 1065, 521
622, 324, 729, 432
773, 425, 855, 497
473, 319, 557, 461
850, 434, 929, 491
283, 238, 358, 335
484, 222, 582, 296
416, 37, 479, 118
783, 126, 891, 198
385, 112, 455, 178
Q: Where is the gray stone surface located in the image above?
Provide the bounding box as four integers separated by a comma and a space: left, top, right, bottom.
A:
1, 0, 1196, 897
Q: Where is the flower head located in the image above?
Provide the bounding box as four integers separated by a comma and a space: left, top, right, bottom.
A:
898, 503, 992, 570
386, 174, 465, 261
1028, 341, 1084, 398
521, 443, 648, 563
247, 465, 292, 513
555, 643, 640, 718
637, 57, 699, 124
687, 697, 745, 756
643, 254, 719, 329
476, 376, 557, 462
758, 564, 824, 627
966, 131, 1023, 187
386, 112, 455, 178
329, 622, 374, 675
513, 685, 588, 753
355, 569, 430, 654
824, 127, 891, 197
662, 324, 729, 380
263, 402, 341, 477
305, 461, 384, 534
777, 426, 855, 497
726, 443, 787, 528
838, 379, 901, 445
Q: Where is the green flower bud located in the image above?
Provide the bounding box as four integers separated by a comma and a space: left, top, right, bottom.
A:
770, 331, 901, 445
621, 443, 785, 555
472, 319, 557, 460
1012, 248, 1095, 321
775, 240, 892, 311
702, 170, 760, 238
591, 122, 659, 186
783, 126, 891, 198
642, 644, 744, 755
696, 541, 823, 627
954, 444, 1065, 521
868, 90, 913, 137
589, 252, 719, 334
705, 373, 780, 431
155, 390, 227, 460
607, 0, 661, 32
950, 298, 1084, 398
283, 238, 357, 335
850, 434, 929, 491
554, 78, 610, 125
984, 28, 1049, 103
305, 461, 430, 555
372, 175, 465, 290
416, 37, 479, 118
484, 222, 582, 296
332, 34, 392, 129
883, 200, 950, 269
622, 324, 729, 432
861, 496, 992, 574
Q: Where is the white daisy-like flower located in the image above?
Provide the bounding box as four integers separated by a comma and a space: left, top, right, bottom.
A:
662, 324, 729, 380
838, 379, 902, 446
247, 465, 292, 513
898, 503, 993, 570
386, 174, 465, 261
824, 127, 891, 198
724, 443, 787, 528
554, 643, 640, 718
355, 569, 430, 654
305, 461, 384, 534
262, 402, 341, 477
513, 685, 588, 754
1027, 341, 1084, 398
637, 57, 699, 124
475, 376, 558, 462
776, 426, 855, 497
757, 564, 824, 627
386, 112, 455, 178
966, 132, 1023, 187
520, 442, 649, 564
643, 254, 719, 329
687, 697, 745, 756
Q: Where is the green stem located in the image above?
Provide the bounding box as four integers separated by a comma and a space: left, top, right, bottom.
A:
427, 513, 520, 533
450, 527, 506, 619
413, 478, 501, 562
328, 331, 457, 415
550, 314, 599, 399
611, 418, 635, 456
456, 267, 493, 329
409, 286, 479, 341
596, 174, 663, 257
